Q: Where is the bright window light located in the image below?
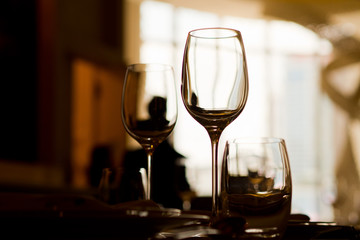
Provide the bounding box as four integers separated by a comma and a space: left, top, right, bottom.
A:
139, 0, 334, 221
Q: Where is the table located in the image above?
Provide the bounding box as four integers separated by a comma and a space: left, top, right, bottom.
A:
0, 192, 358, 239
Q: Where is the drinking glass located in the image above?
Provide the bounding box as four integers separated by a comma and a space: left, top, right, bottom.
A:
220, 137, 292, 239
121, 63, 178, 200
181, 28, 249, 219
98, 168, 145, 204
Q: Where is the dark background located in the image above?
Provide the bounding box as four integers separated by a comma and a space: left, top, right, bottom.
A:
0, 0, 37, 162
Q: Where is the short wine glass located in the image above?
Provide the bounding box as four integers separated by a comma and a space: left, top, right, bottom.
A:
181, 28, 249, 220
121, 63, 177, 200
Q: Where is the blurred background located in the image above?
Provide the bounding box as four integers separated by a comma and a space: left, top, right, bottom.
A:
1, 0, 360, 226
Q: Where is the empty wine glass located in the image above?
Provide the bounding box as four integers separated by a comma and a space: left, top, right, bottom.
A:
181, 28, 249, 219
121, 63, 177, 200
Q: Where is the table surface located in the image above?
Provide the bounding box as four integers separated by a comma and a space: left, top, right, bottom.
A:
0, 192, 358, 240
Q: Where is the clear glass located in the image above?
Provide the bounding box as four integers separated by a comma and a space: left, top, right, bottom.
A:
121, 63, 178, 200
220, 137, 292, 239
181, 28, 249, 220
98, 168, 145, 204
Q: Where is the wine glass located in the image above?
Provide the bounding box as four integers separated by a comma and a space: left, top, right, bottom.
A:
220, 137, 292, 239
121, 63, 178, 200
181, 28, 249, 219
98, 167, 145, 204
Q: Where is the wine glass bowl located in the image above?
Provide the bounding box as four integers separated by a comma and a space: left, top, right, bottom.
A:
121, 63, 177, 200
181, 28, 249, 219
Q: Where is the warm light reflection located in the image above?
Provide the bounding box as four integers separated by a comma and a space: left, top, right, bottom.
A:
138, 0, 334, 221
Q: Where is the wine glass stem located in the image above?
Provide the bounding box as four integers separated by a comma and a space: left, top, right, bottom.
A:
211, 138, 219, 219
146, 153, 153, 200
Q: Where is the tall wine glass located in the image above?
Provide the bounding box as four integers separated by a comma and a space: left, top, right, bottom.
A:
181, 28, 249, 219
122, 63, 178, 200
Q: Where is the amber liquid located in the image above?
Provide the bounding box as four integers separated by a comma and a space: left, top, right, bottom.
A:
187, 106, 241, 132
221, 191, 291, 238
127, 123, 175, 152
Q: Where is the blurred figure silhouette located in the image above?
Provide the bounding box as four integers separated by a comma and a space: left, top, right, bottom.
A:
123, 139, 191, 209
136, 96, 170, 132
123, 96, 192, 209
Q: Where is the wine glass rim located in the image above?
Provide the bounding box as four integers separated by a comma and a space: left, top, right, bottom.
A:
127, 63, 174, 72
227, 137, 285, 144
188, 27, 240, 39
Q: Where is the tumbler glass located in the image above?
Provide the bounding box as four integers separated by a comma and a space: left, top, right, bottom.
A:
220, 138, 292, 239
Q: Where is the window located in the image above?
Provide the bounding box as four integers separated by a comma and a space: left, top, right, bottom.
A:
136, 0, 334, 221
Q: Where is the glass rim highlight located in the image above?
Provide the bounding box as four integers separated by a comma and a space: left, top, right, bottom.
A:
226, 137, 285, 145
188, 27, 241, 39
127, 63, 174, 72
